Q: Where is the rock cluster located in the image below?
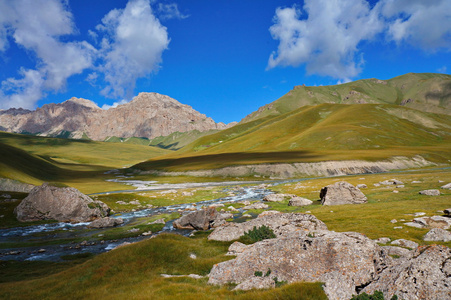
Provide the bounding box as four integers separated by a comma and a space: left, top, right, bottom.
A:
207, 213, 451, 299
14, 183, 110, 223
320, 181, 367, 205
208, 213, 327, 242
88, 217, 124, 228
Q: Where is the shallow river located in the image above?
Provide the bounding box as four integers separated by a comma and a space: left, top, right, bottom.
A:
0, 181, 274, 261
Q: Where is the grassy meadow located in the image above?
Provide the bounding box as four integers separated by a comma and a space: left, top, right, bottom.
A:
1, 168, 450, 299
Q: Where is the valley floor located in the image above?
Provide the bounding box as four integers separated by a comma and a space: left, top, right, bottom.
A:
1, 168, 450, 299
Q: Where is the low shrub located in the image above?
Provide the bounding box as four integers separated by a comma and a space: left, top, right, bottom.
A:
239, 225, 276, 244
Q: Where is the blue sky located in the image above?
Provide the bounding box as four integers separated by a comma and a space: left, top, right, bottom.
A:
0, 0, 450, 123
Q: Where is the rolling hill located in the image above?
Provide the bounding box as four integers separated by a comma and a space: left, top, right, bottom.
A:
133, 73, 451, 173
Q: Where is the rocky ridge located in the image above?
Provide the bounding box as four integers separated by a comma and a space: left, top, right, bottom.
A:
0, 93, 233, 141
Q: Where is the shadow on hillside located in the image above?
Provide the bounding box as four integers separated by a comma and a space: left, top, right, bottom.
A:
425, 81, 451, 101
134, 151, 321, 171
0, 132, 92, 147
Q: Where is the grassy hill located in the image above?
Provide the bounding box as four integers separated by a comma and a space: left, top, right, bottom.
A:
0, 132, 170, 192
134, 103, 451, 172
243, 73, 451, 123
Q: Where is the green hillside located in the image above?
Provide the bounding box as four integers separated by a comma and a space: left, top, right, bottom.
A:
134, 103, 451, 171
0, 132, 171, 192
243, 73, 451, 123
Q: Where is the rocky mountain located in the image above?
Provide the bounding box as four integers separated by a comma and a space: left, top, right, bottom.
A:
0, 93, 233, 141
242, 73, 451, 123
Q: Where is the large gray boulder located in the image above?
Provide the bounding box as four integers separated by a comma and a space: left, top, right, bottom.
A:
423, 228, 451, 242
419, 189, 441, 196
288, 196, 313, 206
14, 183, 109, 223
208, 213, 327, 242
208, 230, 391, 300
362, 245, 451, 300
320, 181, 367, 205
172, 207, 219, 230
88, 217, 124, 228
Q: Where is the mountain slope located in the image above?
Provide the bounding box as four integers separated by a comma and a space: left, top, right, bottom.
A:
243, 73, 451, 123
133, 103, 451, 172
0, 93, 233, 141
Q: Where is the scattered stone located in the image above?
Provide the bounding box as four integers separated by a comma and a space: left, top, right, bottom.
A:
38, 249, 46, 253
411, 180, 421, 184
413, 212, 426, 217
208, 213, 327, 242
423, 228, 451, 242
228, 206, 238, 212
356, 184, 367, 189
404, 222, 425, 229
182, 191, 194, 197
243, 202, 268, 210
258, 210, 280, 218
242, 214, 252, 218
209, 203, 224, 208
391, 239, 418, 249
150, 218, 166, 224
14, 183, 110, 223
380, 179, 404, 185
441, 183, 451, 189
242, 200, 250, 206
142, 231, 152, 236
263, 194, 289, 202
419, 189, 440, 196
390, 219, 397, 223
116, 201, 127, 205
161, 274, 205, 279
410, 216, 451, 229
374, 237, 391, 244
189, 253, 197, 259
397, 185, 404, 188
362, 245, 451, 300
128, 228, 140, 233
381, 246, 412, 258
393, 226, 403, 229
288, 197, 313, 206
393, 190, 399, 193
173, 207, 220, 230
373, 183, 381, 187
320, 181, 367, 205
444, 208, 451, 217
129, 200, 140, 205
88, 217, 124, 228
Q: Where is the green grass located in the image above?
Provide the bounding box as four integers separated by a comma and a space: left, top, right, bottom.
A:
0, 233, 327, 299
132, 103, 451, 172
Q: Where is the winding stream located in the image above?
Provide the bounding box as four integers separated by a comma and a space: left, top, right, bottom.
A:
0, 182, 274, 262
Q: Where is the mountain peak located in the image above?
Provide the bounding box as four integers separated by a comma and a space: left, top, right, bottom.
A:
64, 97, 101, 110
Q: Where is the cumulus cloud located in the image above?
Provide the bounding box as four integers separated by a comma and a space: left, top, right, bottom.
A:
95, 0, 170, 99
157, 3, 189, 20
0, 0, 171, 109
268, 0, 451, 80
0, 0, 96, 109
380, 0, 451, 51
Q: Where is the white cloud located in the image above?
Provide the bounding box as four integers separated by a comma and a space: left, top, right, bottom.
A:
157, 3, 189, 20
96, 0, 170, 99
380, 0, 451, 51
267, 0, 382, 79
268, 0, 451, 80
0, 0, 96, 109
101, 99, 128, 110
0, 68, 44, 110
437, 66, 447, 73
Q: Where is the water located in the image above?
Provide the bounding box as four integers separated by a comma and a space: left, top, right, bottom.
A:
0, 184, 273, 261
